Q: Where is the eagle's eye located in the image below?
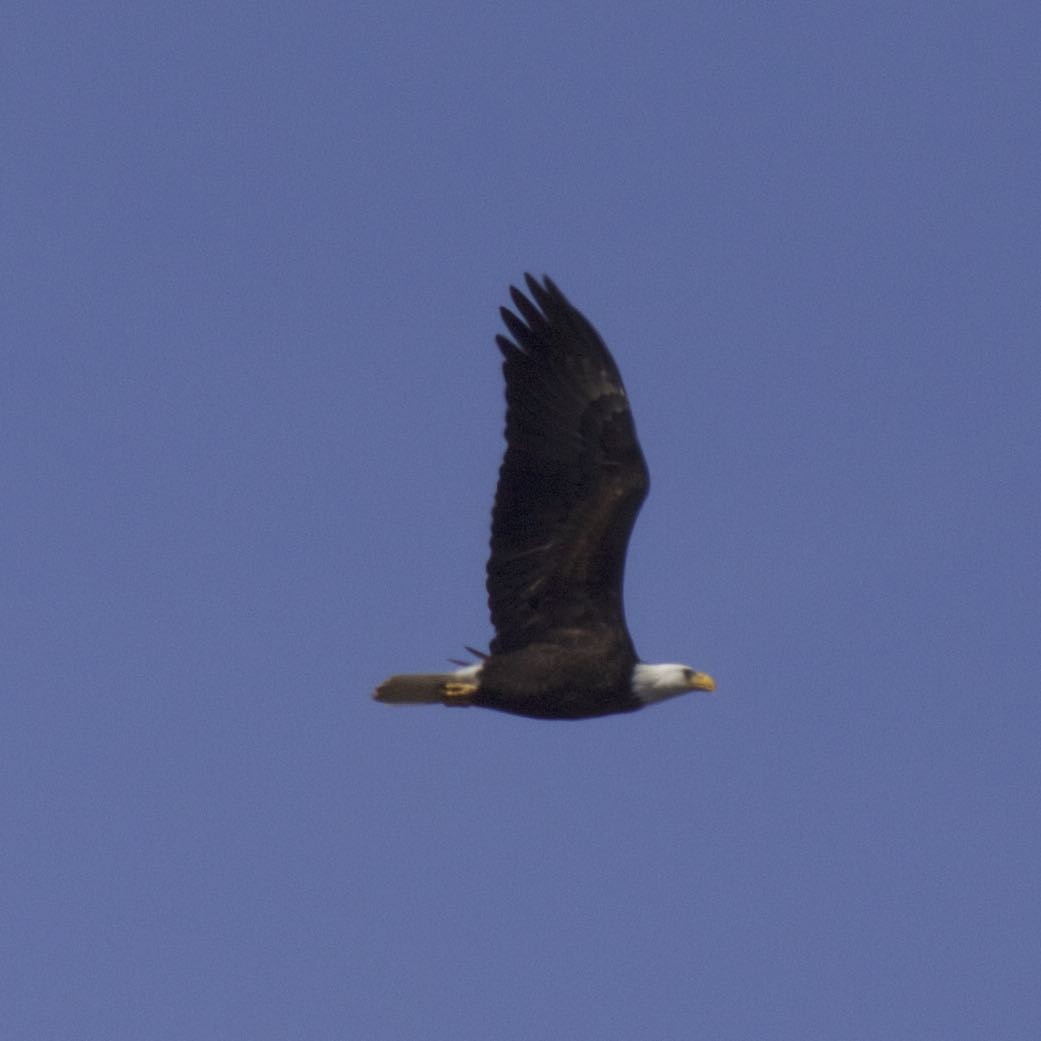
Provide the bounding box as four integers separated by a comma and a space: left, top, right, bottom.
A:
682, 668, 694, 681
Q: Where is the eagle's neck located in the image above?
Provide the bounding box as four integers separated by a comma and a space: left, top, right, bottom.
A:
631, 663, 695, 705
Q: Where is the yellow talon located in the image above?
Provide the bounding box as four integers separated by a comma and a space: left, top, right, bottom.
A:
442, 682, 478, 705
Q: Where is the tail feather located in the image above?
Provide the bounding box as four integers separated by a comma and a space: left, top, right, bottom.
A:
374, 673, 455, 705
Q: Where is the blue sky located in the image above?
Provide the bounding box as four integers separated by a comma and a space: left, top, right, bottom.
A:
5, 3, 1040, 1038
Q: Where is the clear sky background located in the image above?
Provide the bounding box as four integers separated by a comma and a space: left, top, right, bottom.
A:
5, 4, 1040, 1039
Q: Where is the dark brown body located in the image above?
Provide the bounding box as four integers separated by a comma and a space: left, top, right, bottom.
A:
474, 637, 641, 720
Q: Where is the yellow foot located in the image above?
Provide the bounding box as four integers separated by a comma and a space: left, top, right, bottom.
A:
441, 682, 477, 706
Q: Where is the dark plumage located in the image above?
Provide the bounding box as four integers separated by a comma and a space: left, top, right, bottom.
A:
375, 275, 715, 719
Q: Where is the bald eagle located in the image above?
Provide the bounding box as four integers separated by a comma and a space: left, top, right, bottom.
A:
374, 275, 716, 719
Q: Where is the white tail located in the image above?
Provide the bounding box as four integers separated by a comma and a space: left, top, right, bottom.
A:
374, 673, 454, 705
374, 663, 482, 707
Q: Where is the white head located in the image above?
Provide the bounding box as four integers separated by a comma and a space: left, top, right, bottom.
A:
632, 663, 716, 706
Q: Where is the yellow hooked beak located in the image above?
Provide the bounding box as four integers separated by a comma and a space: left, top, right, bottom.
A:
689, 671, 717, 693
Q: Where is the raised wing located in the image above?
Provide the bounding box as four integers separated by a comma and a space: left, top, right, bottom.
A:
488, 275, 649, 655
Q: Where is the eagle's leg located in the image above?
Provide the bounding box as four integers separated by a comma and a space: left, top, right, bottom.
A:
441, 681, 477, 706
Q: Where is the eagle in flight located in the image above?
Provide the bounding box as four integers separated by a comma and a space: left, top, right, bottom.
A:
375, 275, 715, 719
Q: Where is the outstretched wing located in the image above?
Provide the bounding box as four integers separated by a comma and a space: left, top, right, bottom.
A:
488, 275, 649, 656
